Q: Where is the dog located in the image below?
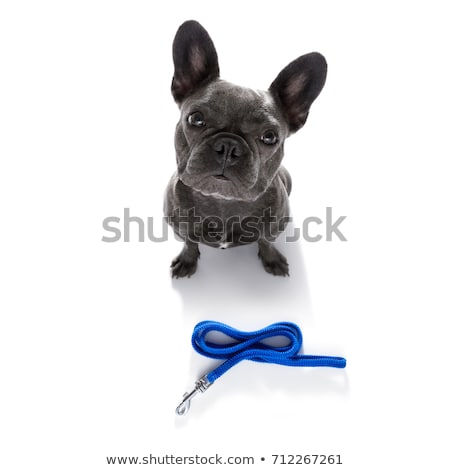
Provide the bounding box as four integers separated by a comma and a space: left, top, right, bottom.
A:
164, 20, 327, 278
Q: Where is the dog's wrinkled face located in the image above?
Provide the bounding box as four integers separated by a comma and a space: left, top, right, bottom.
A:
171, 20, 327, 201
175, 81, 289, 201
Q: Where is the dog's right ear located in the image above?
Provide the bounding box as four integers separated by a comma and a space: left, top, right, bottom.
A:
269, 53, 327, 133
171, 20, 220, 105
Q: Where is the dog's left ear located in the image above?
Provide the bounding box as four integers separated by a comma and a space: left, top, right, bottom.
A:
270, 52, 327, 133
171, 20, 220, 105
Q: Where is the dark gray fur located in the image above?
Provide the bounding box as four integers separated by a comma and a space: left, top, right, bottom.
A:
165, 20, 327, 277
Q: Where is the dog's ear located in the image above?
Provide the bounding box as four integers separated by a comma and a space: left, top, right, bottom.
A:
269, 53, 327, 133
171, 20, 220, 104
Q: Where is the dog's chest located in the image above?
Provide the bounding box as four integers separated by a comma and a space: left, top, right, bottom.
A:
168, 179, 290, 247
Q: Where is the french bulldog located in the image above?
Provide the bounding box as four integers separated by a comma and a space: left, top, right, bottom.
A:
164, 20, 327, 278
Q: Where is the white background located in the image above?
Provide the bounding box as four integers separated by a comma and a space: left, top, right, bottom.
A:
1, 1, 449, 468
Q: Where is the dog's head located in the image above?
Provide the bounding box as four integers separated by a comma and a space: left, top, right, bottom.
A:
171, 20, 327, 201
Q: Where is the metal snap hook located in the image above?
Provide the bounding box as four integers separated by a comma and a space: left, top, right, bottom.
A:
175, 375, 212, 416
175, 393, 191, 416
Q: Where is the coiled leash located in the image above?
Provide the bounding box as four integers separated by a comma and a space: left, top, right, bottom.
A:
176, 321, 346, 415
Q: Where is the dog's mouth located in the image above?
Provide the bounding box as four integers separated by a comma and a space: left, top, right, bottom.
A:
213, 174, 229, 181
180, 141, 262, 200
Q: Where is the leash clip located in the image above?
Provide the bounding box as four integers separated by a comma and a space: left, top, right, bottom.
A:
175, 375, 212, 416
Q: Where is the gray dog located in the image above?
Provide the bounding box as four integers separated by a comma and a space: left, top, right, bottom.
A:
164, 20, 327, 278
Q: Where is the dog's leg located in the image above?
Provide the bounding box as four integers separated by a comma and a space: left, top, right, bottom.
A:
171, 241, 200, 278
257, 239, 289, 277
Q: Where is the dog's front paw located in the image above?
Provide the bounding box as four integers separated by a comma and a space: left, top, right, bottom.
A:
258, 242, 289, 277
171, 256, 198, 278
170, 243, 200, 278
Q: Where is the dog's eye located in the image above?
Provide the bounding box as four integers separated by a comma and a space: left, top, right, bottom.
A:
260, 130, 278, 145
187, 112, 206, 127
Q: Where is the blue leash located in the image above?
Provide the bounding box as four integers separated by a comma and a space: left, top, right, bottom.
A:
176, 321, 346, 415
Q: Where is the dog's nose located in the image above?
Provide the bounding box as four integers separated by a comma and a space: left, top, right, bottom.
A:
213, 136, 244, 166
